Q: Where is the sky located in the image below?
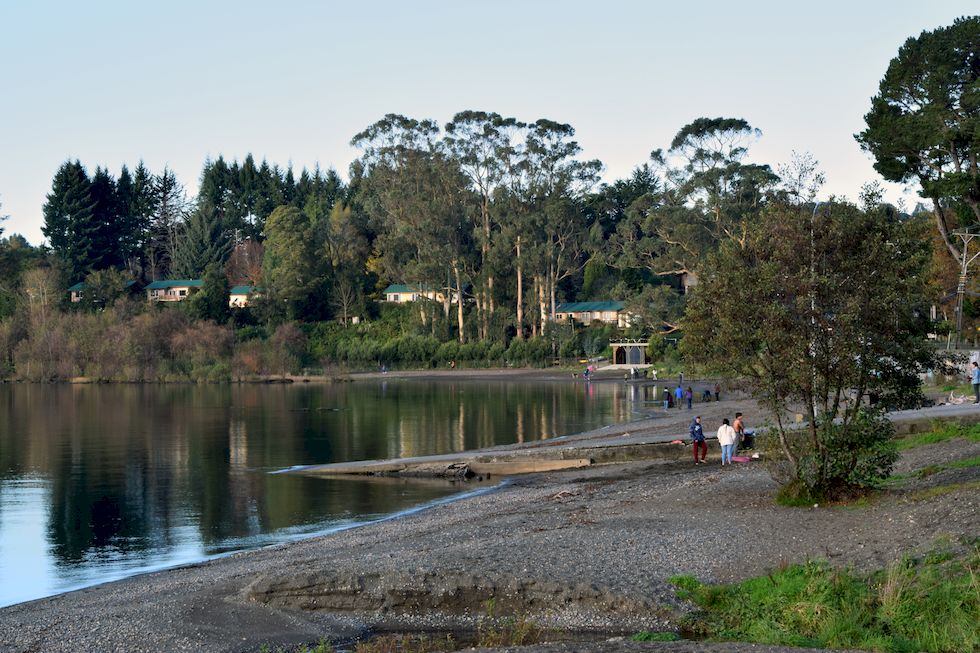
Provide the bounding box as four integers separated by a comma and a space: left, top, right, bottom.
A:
0, 1, 976, 244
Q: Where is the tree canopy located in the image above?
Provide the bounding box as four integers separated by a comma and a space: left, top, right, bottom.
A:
857, 16, 980, 261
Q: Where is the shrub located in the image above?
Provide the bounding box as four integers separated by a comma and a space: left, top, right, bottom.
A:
794, 409, 898, 498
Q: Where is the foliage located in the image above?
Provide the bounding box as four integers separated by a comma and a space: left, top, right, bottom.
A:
672, 545, 980, 653
857, 16, 980, 263
189, 262, 231, 323
78, 268, 131, 312
171, 202, 232, 278
682, 199, 934, 496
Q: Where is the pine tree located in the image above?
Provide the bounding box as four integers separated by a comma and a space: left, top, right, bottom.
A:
89, 166, 120, 269
42, 160, 97, 281
146, 167, 187, 280
171, 201, 232, 279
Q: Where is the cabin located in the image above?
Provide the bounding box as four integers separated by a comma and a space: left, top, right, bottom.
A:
554, 300, 629, 327
145, 279, 203, 302
382, 284, 459, 304
229, 285, 262, 308
680, 271, 699, 294
68, 282, 85, 303
68, 280, 139, 303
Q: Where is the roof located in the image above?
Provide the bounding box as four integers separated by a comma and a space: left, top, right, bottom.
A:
145, 279, 204, 290
68, 280, 138, 292
229, 285, 263, 295
383, 284, 430, 294
555, 301, 624, 313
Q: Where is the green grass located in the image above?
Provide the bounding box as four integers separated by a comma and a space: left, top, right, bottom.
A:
897, 422, 980, 450
908, 479, 980, 501
669, 544, 979, 653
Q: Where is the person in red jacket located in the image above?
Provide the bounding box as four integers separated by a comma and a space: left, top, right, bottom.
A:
689, 416, 706, 464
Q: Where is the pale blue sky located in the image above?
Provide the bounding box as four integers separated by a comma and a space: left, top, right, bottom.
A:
1, 1, 975, 243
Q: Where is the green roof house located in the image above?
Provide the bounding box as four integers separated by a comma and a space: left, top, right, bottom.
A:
145, 279, 203, 303
229, 285, 263, 308
554, 300, 629, 327
382, 283, 458, 304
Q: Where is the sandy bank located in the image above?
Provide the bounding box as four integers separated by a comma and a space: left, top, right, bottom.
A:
0, 425, 976, 653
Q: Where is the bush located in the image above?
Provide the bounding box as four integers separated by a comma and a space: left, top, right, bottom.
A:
795, 409, 898, 498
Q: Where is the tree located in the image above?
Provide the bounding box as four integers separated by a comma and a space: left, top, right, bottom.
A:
79, 268, 130, 312
146, 167, 188, 280
857, 16, 980, 262
89, 166, 121, 270
444, 111, 523, 338
42, 160, 97, 281
682, 198, 934, 498
189, 262, 230, 323
171, 202, 232, 279
352, 114, 473, 339
262, 205, 315, 319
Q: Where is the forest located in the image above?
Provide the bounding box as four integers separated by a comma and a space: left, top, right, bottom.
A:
0, 112, 942, 381
1, 15, 978, 381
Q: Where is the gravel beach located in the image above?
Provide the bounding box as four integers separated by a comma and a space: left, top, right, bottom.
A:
0, 412, 976, 653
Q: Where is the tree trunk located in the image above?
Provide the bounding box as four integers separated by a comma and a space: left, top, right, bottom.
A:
515, 236, 524, 338
537, 276, 547, 335
453, 263, 465, 344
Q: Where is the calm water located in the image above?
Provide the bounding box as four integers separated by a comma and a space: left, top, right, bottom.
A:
0, 379, 643, 607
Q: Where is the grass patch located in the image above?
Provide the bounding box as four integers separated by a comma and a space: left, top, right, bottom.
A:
671, 545, 979, 653
897, 422, 980, 450
907, 479, 980, 501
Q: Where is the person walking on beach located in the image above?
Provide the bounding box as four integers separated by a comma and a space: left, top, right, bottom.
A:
717, 418, 736, 465
714, 382, 721, 402
733, 411, 745, 454
674, 384, 684, 409
685, 386, 693, 410
690, 416, 706, 464
971, 362, 980, 404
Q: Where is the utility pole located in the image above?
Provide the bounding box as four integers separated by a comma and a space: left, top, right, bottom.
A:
952, 227, 980, 349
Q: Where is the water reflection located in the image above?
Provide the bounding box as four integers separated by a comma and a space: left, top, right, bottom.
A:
0, 379, 631, 607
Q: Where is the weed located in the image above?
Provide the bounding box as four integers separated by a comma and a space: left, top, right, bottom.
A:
897, 422, 980, 450
908, 479, 980, 501
670, 545, 980, 653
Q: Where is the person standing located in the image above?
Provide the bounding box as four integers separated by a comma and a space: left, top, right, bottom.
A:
690, 416, 706, 464
733, 412, 745, 455
717, 418, 736, 465
971, 362, 980, 404
685, 386, 693, 410
674, 384, 684, 409
714, 382, 721, 402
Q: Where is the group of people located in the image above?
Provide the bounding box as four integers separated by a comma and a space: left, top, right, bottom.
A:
668, 382, 721, 409
688, 412, 747, 465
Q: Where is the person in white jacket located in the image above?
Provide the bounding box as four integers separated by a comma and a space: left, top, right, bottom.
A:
717, 418, 737, 465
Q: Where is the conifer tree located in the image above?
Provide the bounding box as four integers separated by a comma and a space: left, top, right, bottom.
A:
89, 166, 121, 269
42, 160, 97, 281
171, 201, 231, 279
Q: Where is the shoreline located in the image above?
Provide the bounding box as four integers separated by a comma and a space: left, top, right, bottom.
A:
1, 405, 976, 652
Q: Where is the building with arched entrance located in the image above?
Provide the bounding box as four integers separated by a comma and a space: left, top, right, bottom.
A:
610, 341, 650, 366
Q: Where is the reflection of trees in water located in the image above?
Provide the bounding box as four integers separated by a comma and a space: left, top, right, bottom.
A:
0, 381, 621, 568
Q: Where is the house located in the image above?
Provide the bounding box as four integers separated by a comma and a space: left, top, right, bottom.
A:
680, 271, 699, 294
68, 282, 85, 303
382, 284, 459, 304
145, 279, 203, 302
68, 280, 139, 303
554, 300, 629, 327
229, 285, 262, 308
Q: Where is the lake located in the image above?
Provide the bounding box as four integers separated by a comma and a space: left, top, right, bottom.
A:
0, 378, 644, 607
